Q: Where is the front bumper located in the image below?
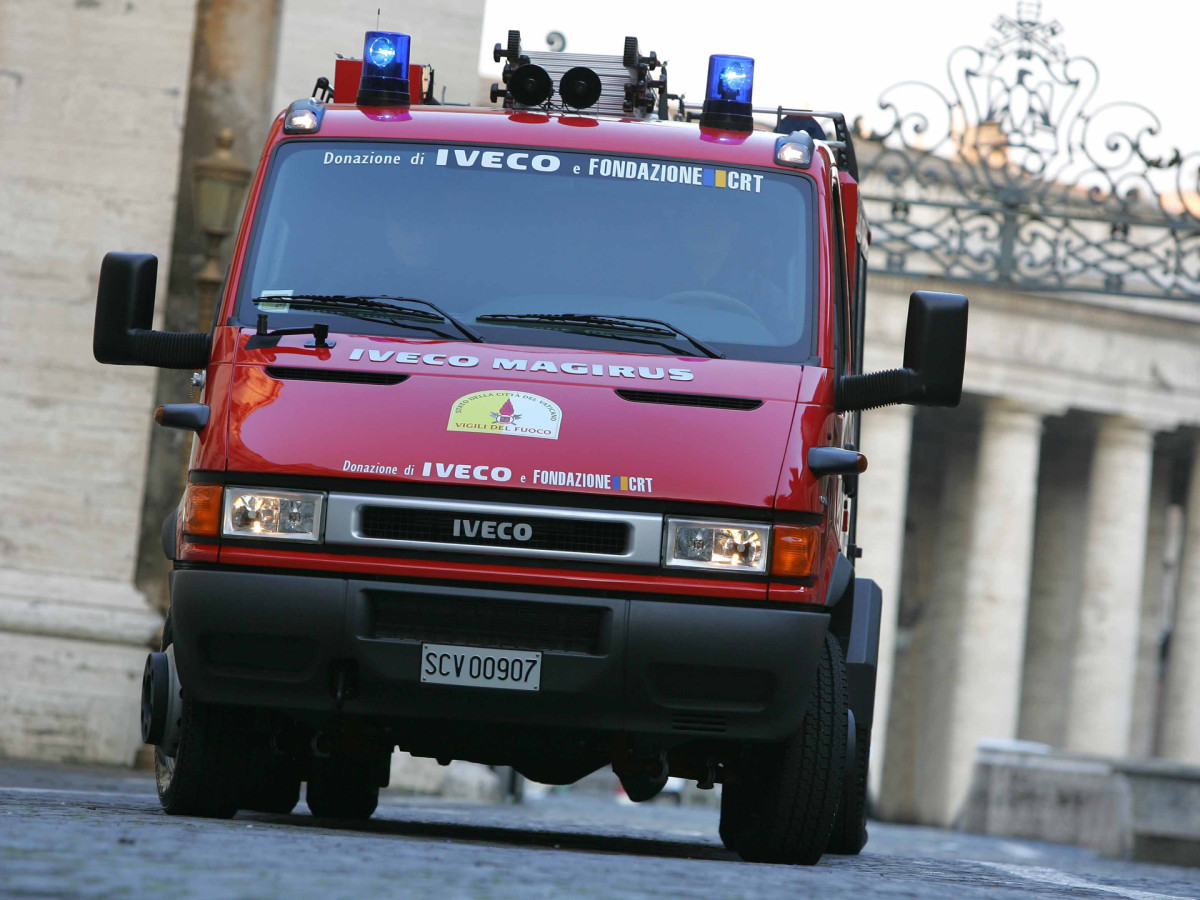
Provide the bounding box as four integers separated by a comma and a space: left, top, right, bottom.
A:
170, 568, 829, 742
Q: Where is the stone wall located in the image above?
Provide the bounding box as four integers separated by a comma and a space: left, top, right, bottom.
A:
271, 0, 486, 112
0, 0, 196, 762
961, 742, 1200, 867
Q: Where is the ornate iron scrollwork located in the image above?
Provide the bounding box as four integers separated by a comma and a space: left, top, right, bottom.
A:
855, 2, 1200, 299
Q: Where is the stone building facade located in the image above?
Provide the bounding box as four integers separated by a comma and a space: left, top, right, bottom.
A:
857, 277, 1200, 825
0, 0, 484, 765
851, 6, 1200, 825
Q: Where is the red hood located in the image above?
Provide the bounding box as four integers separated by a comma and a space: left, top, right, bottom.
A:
226, 334, 817, 508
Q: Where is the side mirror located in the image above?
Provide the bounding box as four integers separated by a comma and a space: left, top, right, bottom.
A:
94, 252, 211, 369
838, 290, 968, 411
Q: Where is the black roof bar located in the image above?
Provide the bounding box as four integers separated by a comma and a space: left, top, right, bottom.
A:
680, 103, 859, 180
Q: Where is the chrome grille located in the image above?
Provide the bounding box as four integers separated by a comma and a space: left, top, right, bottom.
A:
359, 507, 628, 555
324, 495, 663, 564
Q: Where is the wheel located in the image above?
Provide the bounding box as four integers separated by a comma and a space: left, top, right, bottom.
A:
155, 697, 248, 818
718, 783, 750, 852
732, 632, 848, 865
241, 758, 301, 815
154, 614, 248, 818
240, 722, 302, 814
305, 757, 381, 820
827, 719, 870, 854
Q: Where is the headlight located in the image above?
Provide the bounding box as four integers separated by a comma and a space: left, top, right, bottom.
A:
222, 488, 325, 542
664, 518, 769, 572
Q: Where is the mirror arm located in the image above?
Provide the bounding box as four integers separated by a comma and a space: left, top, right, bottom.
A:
837, 368, 919, 412
127, 329, 212, 370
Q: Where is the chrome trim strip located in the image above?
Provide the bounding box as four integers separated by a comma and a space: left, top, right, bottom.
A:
324, 494, 663, 564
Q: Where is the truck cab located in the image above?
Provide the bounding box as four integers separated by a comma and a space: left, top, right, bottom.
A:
97, 31, 967, 865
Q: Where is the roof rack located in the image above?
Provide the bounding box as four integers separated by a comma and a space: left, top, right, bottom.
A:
490, 31, 664, 118
680, 104, 858, 180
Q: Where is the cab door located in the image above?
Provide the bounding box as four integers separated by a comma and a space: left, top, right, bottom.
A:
828, 171, 854, 555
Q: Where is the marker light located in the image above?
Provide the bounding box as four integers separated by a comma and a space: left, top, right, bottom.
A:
770, 525, 820, 578
356, 30, 411, 107
775, 131, 815, 169
182, 483, 222, 537
664, 518, 769, 573
699, 54, 755, 132
559, 66, 602, 110
283, 98, 324, 134
508, 63, 553, 106
223, 487, 325, 542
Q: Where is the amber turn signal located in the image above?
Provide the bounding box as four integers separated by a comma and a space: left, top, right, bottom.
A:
770, 524, 820, 577
182, 483, 223, 537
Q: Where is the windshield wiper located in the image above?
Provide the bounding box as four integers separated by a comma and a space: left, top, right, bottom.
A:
254, 294, 485, 343
474, 313, 724, 359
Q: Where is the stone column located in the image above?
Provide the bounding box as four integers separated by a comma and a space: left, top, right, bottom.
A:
853, 404, 915, 801
880, 412, 975, 822
915, 399, 1048, 826
1161, 445, 1200, 764
1064, 417, 1156, 757
1019, 421, 1093, 747
1130, 445, 1173, 758
137, 0, 284, 610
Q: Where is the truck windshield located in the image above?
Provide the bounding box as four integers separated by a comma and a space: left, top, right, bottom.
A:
236, 140, 817, 363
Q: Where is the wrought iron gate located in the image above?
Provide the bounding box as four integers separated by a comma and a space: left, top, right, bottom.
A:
855, 2, 1200, 300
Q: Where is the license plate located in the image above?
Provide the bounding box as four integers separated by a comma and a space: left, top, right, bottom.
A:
420, 644, 541, 691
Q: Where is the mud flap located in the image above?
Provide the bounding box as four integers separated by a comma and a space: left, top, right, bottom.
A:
845, 579, 881, 728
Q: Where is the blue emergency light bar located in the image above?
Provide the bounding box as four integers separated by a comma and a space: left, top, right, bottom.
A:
699, 54, 755, 132
357, 30, 411, 107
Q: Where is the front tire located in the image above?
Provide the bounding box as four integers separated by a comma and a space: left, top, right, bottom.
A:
730, 632, 848, 865
827, 719, 870, 854
154, 614, 248, 818
155, 697, 248, 818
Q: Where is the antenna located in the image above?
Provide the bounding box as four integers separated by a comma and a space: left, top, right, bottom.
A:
376, 7, 380, 29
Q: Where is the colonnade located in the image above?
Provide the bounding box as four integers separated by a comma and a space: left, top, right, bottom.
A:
858, 395, 1200, 825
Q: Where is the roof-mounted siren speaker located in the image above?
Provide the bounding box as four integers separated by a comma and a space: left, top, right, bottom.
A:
559, 67, 602, 110
357, 30, 411, 107
508, 60, 554, 106
699, 54, 754, 132
489, 31, 663, 117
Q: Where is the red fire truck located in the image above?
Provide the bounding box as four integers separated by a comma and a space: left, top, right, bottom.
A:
95, 30, 967, 865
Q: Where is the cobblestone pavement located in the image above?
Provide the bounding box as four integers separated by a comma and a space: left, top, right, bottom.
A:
1, 760, 1197, 899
